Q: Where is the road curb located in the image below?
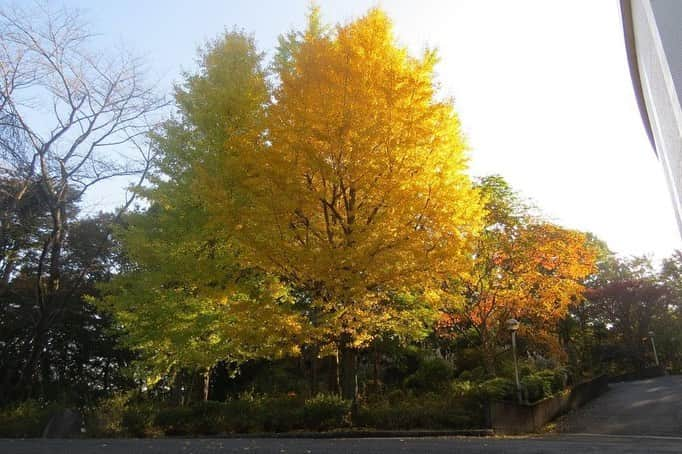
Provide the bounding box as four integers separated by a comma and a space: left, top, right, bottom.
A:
203, 429, 495, 439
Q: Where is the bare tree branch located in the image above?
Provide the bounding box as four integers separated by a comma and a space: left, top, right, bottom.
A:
0, 0, 168, 397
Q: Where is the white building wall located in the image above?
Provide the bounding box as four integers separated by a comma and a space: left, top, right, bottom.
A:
631, 0, 682, 233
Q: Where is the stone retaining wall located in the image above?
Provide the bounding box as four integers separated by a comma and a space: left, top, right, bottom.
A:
489, 375, 609, 434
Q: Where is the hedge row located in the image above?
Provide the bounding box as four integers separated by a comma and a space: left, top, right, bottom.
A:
0, 369, 569, 437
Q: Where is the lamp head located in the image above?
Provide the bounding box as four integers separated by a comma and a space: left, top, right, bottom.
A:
506, 318, 520, 332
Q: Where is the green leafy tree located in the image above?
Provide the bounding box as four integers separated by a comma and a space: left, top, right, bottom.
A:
100, 32, 305, 392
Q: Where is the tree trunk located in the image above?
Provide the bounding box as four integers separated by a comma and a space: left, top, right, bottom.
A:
203, 367, 211, 401
1, 257, 14, 286
482, 344, 496, 376
339, 334, 358, 401
171, 371, 183, 406
0, 357, 18, 403
102, 359, 111, 395
19, 200, 66, 399
372, 345, 380, 392
20, 321, 48, 399
40, 352, 50, 400
48, 205, 64, 293
310, 347, 318, 396
328, 354, 340, 395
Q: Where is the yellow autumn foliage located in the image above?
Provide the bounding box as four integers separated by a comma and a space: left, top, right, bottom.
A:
196, 9, 484, 348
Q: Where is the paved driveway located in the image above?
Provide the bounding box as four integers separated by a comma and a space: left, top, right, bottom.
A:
562, 375, 682, 436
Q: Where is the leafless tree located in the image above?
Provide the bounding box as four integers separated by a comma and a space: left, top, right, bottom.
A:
0, 1, 167, 397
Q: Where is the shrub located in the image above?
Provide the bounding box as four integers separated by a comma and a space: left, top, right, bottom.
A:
354, 394, 471, 430
386, 389, 407, 404
154, 395, 311, 435
521, 374, 549, 403
457, 366, 486, 382
155, 399, 270, 435
535, 369, 567, 394
121, 405, 155, 437
520, 365, 533, 377
153, 406, 195, 435
0, 400, 61, 438
403, 357, 453, 392
450, 379, 474, 398
258, 396, 303, 432
85, 393, 159, 438
477, 377, 516, 402
84, 394, 127, 437
222, 399, 261, 433
302, 394, 350, 431
190, 400, 230, 434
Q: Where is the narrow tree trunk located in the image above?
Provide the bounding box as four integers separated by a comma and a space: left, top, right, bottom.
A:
48, 206, 64, 293
481, 344, 497, 375
373, 345, 380, 392
328, 354, 340, 395
40, 352, 50, 400
310, 347, 318, 396
20, 322, 48, 399
339, 334, 358, 401
102, 359, 111, 395
203, 367, 211, 401
171, 371, 183, 406
0, 358, 18, 403
185, 370, 195, 405
1, 257, 14, 286
21, 200, 66, 399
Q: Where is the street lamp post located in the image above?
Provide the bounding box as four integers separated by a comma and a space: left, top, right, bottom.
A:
648, 331, 660, 367
506, 318, 522, 404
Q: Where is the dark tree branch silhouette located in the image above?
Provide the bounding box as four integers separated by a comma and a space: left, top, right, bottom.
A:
0, 1, 167, 399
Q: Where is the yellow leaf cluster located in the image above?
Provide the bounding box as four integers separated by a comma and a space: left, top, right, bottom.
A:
197, 9, 483, 345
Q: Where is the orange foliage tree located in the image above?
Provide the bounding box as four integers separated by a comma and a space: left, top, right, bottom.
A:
439, 176, 598, 373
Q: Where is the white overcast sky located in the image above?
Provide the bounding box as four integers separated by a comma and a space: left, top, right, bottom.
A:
62, 0, 680, 260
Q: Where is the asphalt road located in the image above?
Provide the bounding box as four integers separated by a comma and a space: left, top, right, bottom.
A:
2, 435, 682, 454
562, 375, 682, 436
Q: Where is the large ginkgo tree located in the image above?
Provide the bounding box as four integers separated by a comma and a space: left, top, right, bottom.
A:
105, 8, 484, 400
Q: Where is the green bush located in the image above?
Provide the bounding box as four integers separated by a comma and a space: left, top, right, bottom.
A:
518, 369, 568, 403
121, 405, 155, 437
84, 394, 126, 437
355, 394, 471, 430
223, 399, 261, 433
153, 396, 308, 435
457, 366, 486, 382
153, 406, 195, 435
477, 377, 516, 401
302, 394, 350, 431
155, 399, 261, 435
258, 396, 303, 432
450, 379, 474, 397
0, 400, 61, 438
85, 393, 159, 437
385, 389, 407, 404
189, 401, 228, 434
535, 369, 567, 394
521, 374, 549, 403
403, 357, 454, 392
520, 365, 533, 376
